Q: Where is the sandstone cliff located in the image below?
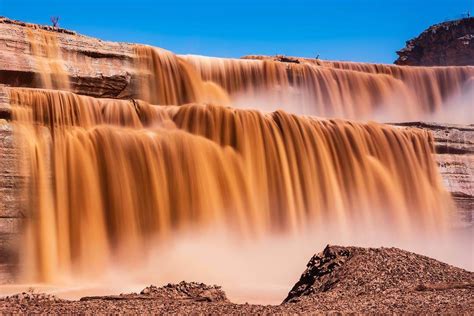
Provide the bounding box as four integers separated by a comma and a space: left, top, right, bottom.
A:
395, 18, 474, 66
394, 122, 473, 223
0, 17, 135, 98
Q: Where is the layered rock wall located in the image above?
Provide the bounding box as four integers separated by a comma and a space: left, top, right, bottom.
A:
0, 17, 135, 99
395, 122, 473, 223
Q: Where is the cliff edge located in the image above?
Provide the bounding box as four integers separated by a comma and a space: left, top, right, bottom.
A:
395, 17, 474, 66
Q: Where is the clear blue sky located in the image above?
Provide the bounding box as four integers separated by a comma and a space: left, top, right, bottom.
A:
1, 0, 473, 63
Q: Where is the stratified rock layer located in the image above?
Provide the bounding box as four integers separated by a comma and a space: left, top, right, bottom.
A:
0, 17, 135, 98
395, 122, 474, 223
395, 18, 474, 66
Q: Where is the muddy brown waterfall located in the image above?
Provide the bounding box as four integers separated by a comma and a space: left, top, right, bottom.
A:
182, 55, 473, 119
21, 26, 473, 120
4, 27, 462, 282
10, 88, 453, 282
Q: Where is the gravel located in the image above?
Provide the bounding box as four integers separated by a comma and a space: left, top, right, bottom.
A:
1, 245, 472, 314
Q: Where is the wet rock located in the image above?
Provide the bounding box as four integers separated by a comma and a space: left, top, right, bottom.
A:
393, 122, 474, 223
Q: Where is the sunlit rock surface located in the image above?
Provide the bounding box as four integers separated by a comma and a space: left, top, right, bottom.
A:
395, 17, 474, 66
0, 17, 135, 98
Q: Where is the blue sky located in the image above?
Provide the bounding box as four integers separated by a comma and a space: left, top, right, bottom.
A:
1, 0, 472, 63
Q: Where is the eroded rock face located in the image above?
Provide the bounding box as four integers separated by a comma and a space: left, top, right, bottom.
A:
395, 18, 474, 66
394, 122, 474, 223
284, 245, 474, 313
0, 17, 135, 99
0, 121, 23, 284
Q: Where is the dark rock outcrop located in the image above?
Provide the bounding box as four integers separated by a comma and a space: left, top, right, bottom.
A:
283, 245, 353, 302
395, 18, 474, 66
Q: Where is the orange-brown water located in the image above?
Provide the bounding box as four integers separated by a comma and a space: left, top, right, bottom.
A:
9, 88, 453, 283
182, 55, 473, 119
26, 29, 70, 91
25, 28, 473, 120
134, 46, 230, 106
4, 29, 461, 293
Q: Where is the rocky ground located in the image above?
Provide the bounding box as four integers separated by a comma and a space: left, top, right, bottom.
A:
0, 245, 472, 314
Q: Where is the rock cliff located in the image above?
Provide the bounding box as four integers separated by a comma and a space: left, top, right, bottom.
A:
0, 17, 135, 98
395, 18, 474, 66
394, 122, 473, 223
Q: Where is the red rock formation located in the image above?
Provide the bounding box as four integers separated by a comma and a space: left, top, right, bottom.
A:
0, 17, 135, 98
395, 18, 474, 66
394, 122, 474, 223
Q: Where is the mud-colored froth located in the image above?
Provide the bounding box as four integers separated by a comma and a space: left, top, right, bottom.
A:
7, 88, 454, 282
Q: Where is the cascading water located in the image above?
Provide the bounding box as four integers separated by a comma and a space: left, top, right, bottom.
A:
25, 28, 70, 91
184, 55, 474, 119
3, 27, 464, 291
134, 46, 230, 106
10, 88, 453, 282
